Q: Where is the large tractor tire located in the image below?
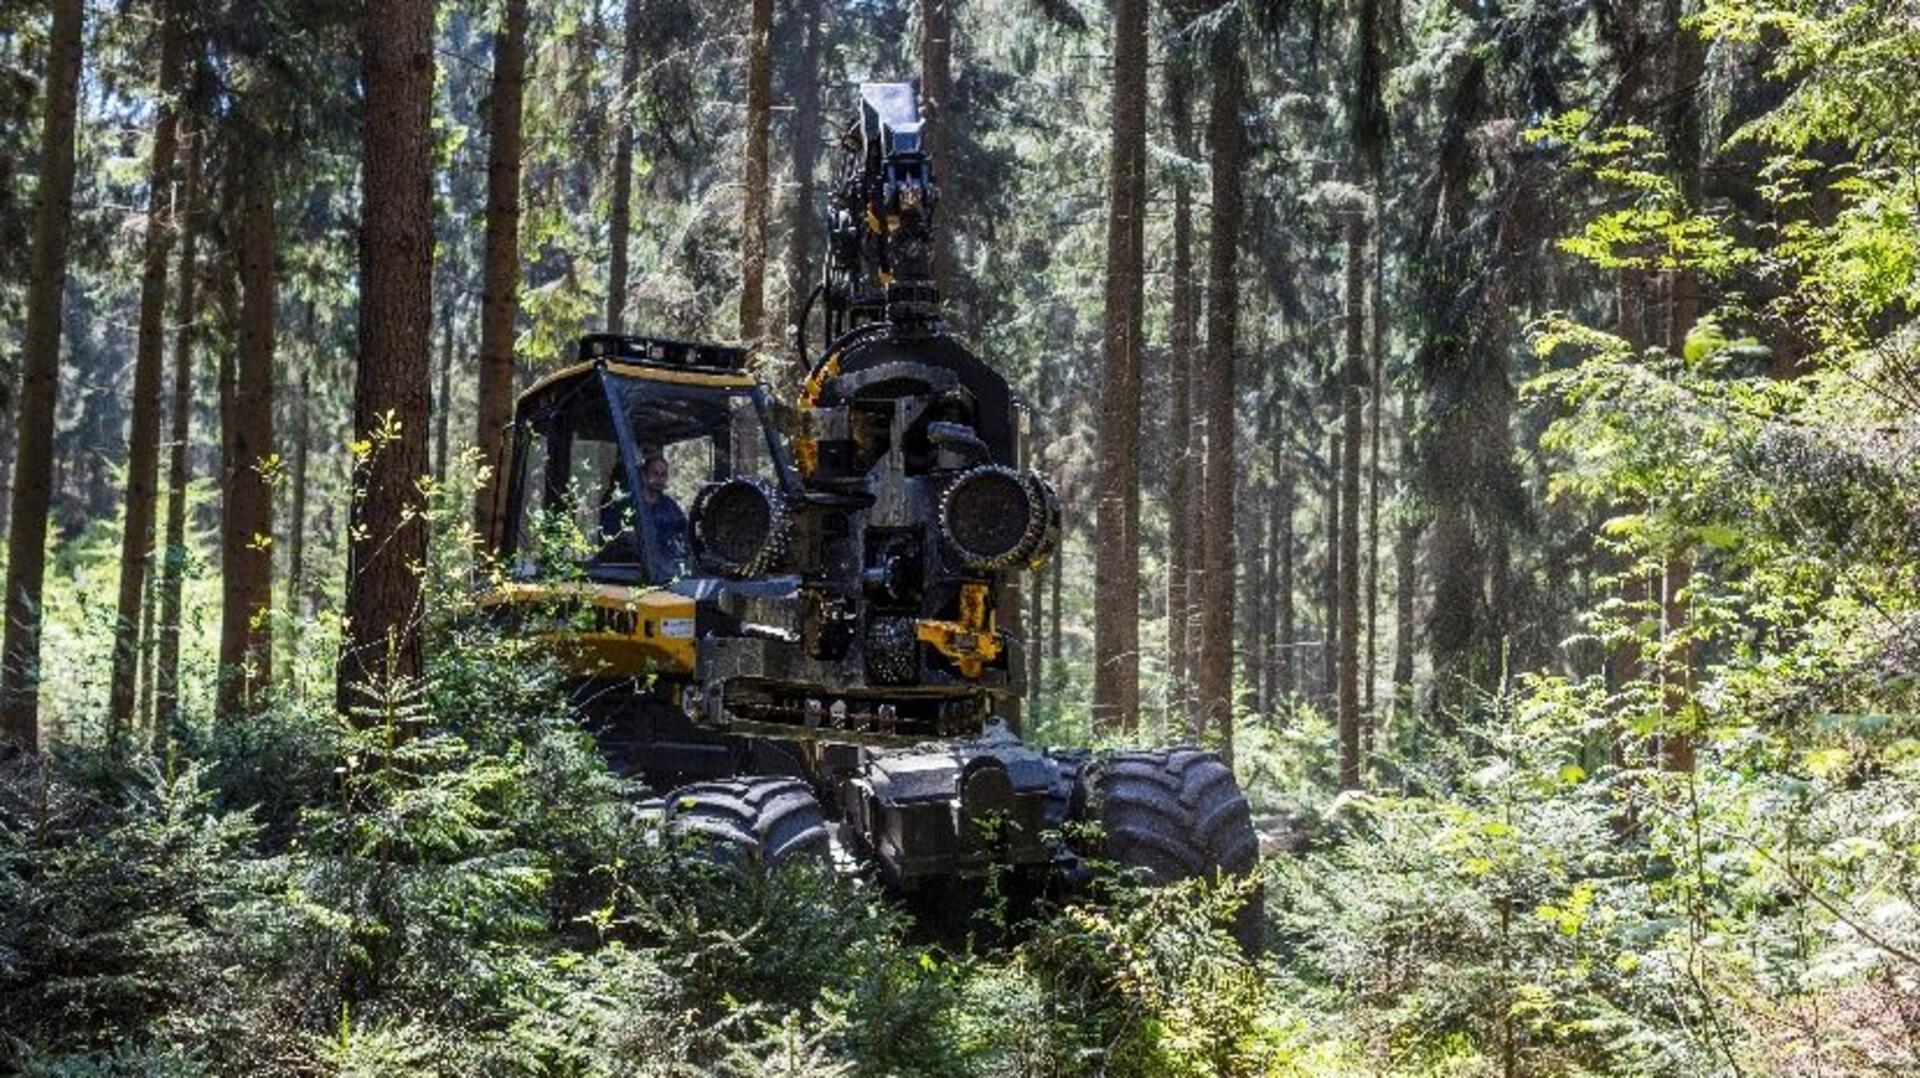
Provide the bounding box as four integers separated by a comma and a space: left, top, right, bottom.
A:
1042, 749, 1090, 831
1085, 747, 1263, 952
664, 776, 832, 870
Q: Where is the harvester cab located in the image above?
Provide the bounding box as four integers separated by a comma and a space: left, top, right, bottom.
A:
485, 83, 1258, 939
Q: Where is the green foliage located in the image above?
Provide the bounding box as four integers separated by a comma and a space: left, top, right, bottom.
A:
0, 758, 259, 1066
1018, 874, 1283, 1076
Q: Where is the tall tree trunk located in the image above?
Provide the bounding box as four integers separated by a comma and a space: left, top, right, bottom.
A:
1323, 425, 1340, 711
1262, 448, 1282, 715
1390, 379, 1418, 717
1197, 26, 1246, 765
1026, 554, 1045, 717
0, 427, 12, 545
155, 119, 201, 752
1277, 430, 1296, 705
286, 369, 310, 624
1165, 54, 1198, 724
1365, 191, 1385, 734
1048, 539, 1063, 667
783, 0, 823, 343
1338, 210, 1367, 790
433, 307, 453, 483
341, 0, 436, 710
218, 169, 276, 717
1238, 460, 1266, 704
1091, 0, 1147, 734
1416, 56, 1487, 725
738, 0, 774, 342
918, 0, 956, 307
108, 1, 188, 745
1656, 0, 1706, 774
136, 569, 157, 734
473, 0, 529, 546
0, 0, 85, 753
607, 0, 640, 333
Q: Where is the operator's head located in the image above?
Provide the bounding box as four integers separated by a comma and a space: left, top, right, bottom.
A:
642, 454, 670, 498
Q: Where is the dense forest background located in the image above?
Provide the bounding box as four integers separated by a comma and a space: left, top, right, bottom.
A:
2, 0, 1918, 1074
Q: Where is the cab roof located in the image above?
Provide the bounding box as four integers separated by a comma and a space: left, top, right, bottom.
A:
520, 333, 760, 401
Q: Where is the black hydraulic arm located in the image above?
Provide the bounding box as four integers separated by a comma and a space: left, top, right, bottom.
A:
820, 82, 942, 346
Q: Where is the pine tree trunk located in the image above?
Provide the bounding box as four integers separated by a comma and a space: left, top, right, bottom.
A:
1026, 556, 1045, 717
155, 126, 203, 750
218, 168, 277, 718
1277, 430, 1296, 706
0, 427, 13, 545
473, 0, 529, 546
607, 0, 640, 333
1261, 457, 1281, 715
783, 0, 823, 342
919, 0, 956, 307
136, 570, 157, 734
1391, 381, 1418, 716
1164, 55, 1197, 723
433, 307, 453, 484
1338, 210, 1366, 790
1238, 462, 1265, 704
1323, 425, 1340, 712
1656, 0, 1706, 774
1048, 540, 1063, 667
1091, 0, 1147, 735
287, 370, 310, 625
341, 0, 436, 711
0, 0, 85, 752
1365, 191, 1385, 735
108, 1, 188, 744
1654, 292, 1700, 771
1417, 57, 1488, 726
1426, 456, 1475, 722
738, 0, 774, 343
1197, 27, 1246, 766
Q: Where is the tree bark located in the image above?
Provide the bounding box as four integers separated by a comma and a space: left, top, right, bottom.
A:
1338, 210, 1366, 790
286, 369, 310, 624
738, 0, 774, 343
1656, 0, 1706, 774
218, 167, 277, 718
0, 428, 12, 549
1277, 427, 1296, 706
783, 0, 823, 343
1238, 454, 1266, 705
1091, 0, 1148, 735
1164, 54, 1198, 724
1415, 55, 1487, 725
136, 566, 157, 734
1390, 379, 1418, 718
607, 0, 640, 333
473, 0, 529, 546
341, 0, 436, 711
1261, 452, 1281, 716
1026, 551, 1045, 717
1323, 425, 1340, 711
0, 0, 85, 752
433, 306, 453, 484
1048, 537, 1063, 667
155, 125, 203, 750
108, 1, 188, 745
1365, 190, 1385, 735
919, 0, 956, 308
1197, 26, 1246, 766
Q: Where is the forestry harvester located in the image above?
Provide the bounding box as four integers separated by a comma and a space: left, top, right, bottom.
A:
482, 83, 1259, 938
